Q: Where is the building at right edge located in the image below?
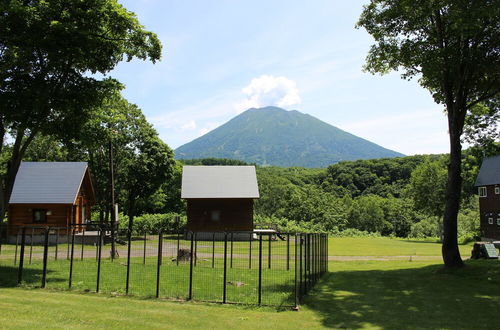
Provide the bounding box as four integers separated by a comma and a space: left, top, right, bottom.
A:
475, 155, 500, 240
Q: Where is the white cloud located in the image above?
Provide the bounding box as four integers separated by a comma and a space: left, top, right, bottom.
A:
181, 120, 197, 131
237, 75, 301, 111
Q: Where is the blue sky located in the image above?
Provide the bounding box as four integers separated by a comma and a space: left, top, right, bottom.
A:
111, 0, 451, 155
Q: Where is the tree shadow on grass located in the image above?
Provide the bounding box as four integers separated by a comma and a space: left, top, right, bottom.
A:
303, 260, 500, 329
0, 265, 65, 288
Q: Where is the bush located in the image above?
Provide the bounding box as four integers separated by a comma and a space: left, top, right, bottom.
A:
118, 213, 186, 234
409, 216, 441, 239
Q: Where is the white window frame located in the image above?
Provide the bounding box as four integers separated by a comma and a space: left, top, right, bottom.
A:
497, 218, 500, 226
479, 186, 487, 197
495, 187, 500, 194
488, 217, 493, 225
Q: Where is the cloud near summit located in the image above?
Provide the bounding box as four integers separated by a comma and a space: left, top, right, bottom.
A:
237, 75, 301, 112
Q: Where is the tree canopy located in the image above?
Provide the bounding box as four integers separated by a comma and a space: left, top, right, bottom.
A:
357, 0, 499, 267
0, 0, 162, 219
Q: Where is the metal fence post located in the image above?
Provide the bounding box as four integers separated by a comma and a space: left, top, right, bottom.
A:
299, 234, 303, 296
294, 234, 299, 309
41, 227, 49, 288
29, 228, 34, 265
126, 228, 132, 294
14, 229, 19, 265
268, 234, 272, 269
176, 229, 181, 266
17, 227, 27, 284
212, 232, 215, 268
188, 232, 194, 300
96, 228, 103, 293
258, 233, 263, 306
81, 228, 85, 261
69, 228, 75, 288
249, 232, 252, 269
55, 228, 59, 260
231, 232, 233, 268
287, 234, 290, 271
223, 232, 228, 303
143, 232, 147, 264
325, 234, 328, 273
156, 230, 163, 298
194, 233, 198, 267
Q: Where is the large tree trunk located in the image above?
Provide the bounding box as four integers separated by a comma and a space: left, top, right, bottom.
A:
442, 104, 465, 268
0, 128, 38, 220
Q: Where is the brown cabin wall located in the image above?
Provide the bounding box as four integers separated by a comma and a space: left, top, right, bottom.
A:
186, 198, 254, 232
478, 184, 500, 240
8, 204, 72, 232
8, 192, 93, 233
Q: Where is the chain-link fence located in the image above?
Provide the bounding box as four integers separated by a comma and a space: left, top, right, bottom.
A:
0, 224, 327, 308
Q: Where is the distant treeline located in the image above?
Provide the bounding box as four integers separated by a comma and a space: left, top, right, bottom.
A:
7, 132, 499, 239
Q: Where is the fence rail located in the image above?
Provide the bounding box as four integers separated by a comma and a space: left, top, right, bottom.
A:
0, 224, 327, 308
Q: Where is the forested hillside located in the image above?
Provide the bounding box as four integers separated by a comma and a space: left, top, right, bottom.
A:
175, 106, 404, 167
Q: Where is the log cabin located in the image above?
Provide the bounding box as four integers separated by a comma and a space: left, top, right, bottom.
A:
181, 166, 259, 233
8, 162, 96, 235
475, 155, 500, 240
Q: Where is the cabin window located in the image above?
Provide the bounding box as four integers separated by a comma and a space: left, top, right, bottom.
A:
495, 187, 500, 194
33, 209, 47, 223
497, 218, 500, 226
488, 217, 493, 225
478, 187, 487, 197
210, 210, 221, 222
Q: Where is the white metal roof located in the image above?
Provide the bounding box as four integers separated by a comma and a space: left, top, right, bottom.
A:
181, 166, 260, 199
9, 162, 89, 204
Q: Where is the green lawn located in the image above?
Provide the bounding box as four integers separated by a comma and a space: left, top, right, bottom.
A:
329, 236, 473, 256
0, 258, 499, 329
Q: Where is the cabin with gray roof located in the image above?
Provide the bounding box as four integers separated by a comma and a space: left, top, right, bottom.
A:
8, 162, 95, 234
181, 166, 259, 232
475, 155, 500, 240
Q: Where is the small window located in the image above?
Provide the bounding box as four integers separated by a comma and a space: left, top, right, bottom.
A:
210, 210, 221, 222
479, 187, 487, 197
497, 218, 500, 226
33, 209, 47, 223
495, 187, 500, 194
488, 218, 494, 225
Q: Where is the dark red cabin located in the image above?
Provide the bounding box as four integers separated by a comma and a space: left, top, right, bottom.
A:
181, 166, 259, 232
475, 155, 500, 240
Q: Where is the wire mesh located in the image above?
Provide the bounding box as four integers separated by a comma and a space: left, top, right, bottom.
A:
4, 224, 327, 307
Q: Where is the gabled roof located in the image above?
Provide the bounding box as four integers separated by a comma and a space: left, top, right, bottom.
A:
475, 155, 500, 186
9, 162, 93, 204
181, 166, 260, 199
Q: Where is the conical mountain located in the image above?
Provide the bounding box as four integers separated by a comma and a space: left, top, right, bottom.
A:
175, 106, 404, 167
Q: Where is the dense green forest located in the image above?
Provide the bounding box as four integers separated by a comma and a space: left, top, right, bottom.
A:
4, 120, 498, 241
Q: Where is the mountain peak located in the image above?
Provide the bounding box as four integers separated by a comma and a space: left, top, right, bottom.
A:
175, 107, 404, 167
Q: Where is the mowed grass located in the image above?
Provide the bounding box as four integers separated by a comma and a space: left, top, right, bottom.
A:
0, 254, 296, 307
329, 236, 474, 256
0, 258, 499, 329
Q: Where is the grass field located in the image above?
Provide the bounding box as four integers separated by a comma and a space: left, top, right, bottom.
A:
0, 258, 499, 329
0, 236, 497, 329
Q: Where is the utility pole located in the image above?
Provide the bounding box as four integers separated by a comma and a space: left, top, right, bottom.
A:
109, 140, 117, 259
